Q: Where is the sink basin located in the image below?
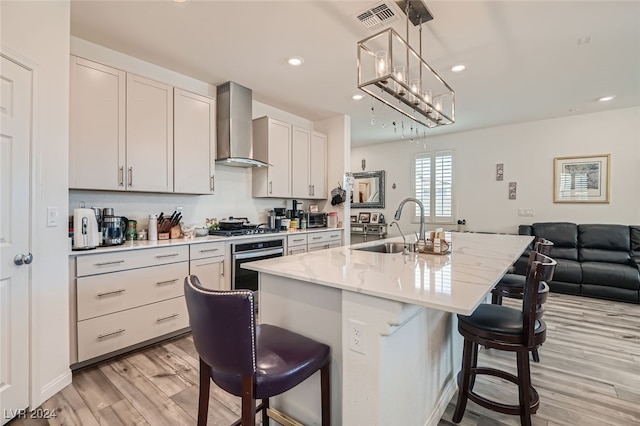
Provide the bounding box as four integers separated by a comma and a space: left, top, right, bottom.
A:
354, 242, 415, 254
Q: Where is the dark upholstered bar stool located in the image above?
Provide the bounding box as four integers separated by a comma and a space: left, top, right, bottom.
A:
453, 252, 557, 426
491, 238, 553, 362
184, 275, 331, 426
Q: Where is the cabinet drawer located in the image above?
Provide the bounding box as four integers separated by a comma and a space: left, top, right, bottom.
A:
307, 231, 342, 244
190, 241, 226, 261
77, 261, 188, 321
287, 246, 307, 256
287, 234, 308, 247
77, 296, 189, 362
308, 241, 340, 252
77, 246, 189, 277
189, 257, 225, 290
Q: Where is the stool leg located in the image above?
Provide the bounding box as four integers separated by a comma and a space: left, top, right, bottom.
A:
452, 338, 474, 423
198, 358, 211, 426
532, 349, 540, 363
469, 341, 479, 391
491, 291, 502, 305
261, 398, 269, 425
517, 351, 532, 426
241, 375, 256, 426
320, 362, 331, 426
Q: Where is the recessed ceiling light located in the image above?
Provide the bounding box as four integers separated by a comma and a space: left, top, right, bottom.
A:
173, 0, 186, 3
596, 95, 616, 102
288, 56, 304, 66
352, 94, 364, 101
451, 64, 466, 73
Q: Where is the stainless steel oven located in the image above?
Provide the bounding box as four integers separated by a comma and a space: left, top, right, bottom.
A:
232, 239, 284, 292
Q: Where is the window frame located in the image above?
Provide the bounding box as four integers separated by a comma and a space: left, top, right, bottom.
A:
411, 150, 456, 225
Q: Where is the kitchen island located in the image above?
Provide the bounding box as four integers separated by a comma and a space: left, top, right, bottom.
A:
243, 232, 533, 426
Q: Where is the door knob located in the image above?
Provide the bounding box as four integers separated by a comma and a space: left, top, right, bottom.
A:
14, 253, 33, 265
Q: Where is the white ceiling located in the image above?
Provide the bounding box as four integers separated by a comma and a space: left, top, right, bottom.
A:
70, 0, 640, 147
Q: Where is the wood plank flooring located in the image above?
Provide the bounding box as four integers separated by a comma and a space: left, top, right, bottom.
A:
8, 293, 640, 426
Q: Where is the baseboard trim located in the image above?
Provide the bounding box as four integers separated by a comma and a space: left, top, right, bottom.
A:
425, 377, 457, 426
37, 369, 72, 406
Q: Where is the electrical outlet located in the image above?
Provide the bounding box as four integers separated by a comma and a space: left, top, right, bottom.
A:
348, 319, 366, 354
518, 208, 535, 217
47, 206, 59, 227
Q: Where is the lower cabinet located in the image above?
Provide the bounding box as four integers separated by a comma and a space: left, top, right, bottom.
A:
286, 230, 343, 255
189, 241, 228, 290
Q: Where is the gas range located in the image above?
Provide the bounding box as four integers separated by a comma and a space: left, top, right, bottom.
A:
208, 227, 281, 237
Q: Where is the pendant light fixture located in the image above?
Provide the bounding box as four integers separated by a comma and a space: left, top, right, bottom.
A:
357, 0, 455, 128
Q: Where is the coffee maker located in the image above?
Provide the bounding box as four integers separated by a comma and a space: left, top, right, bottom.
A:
273, 207, 286, 230
102, 215, 129, 246
73, 208, 99, 250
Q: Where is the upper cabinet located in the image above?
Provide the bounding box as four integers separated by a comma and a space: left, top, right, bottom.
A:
69, 56, 215, 194
126, 74, 173, 192
69, 56, 126, 190
292, 128, 327, 199
252, 117, 292, 198
174, 88, 216, 194
254, 117, 327, 200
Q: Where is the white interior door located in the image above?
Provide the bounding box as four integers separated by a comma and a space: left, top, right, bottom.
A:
0, 55, 32, 424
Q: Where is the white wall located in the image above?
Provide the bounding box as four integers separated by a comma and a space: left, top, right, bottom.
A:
68, 38, 334, 230
2, 0, 72, 406
352, 107, 640, 237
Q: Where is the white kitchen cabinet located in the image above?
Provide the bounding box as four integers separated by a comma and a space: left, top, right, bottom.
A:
252, 116, 292, 198
69, 56, 126, 190
174, 88, 216, 194
126, 73, 174, 192
287, 234, 308, 255
292, 127, 311, 198
307, 230, 343, 252
309, 131, 328, 199
189, 241, 228, 290
73, 245, 190, 364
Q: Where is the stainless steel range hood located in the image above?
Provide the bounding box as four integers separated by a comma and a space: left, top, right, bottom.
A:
216, 81, 268, 168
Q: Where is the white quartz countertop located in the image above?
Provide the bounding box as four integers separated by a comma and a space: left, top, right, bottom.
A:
69, 227, 344, 256
243, 232, 533, 315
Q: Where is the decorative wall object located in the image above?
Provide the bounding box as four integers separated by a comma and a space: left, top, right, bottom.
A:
554, 154, 610, 203
358, 212, 371, 223
351, 170, 385, 209
508, 182, 517, 200
350, 215, 358, 223
370, 212, 380, 224
496, 163, 504, 181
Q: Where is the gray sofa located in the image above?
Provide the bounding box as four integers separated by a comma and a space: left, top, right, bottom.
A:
514, 222, 640, 303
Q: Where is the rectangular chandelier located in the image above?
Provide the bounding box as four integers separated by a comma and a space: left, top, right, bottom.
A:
357, 6, 455, 129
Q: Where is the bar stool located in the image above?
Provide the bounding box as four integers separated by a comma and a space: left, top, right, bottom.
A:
452, 252, 557, 426
491, 238, 553, 362
184, 275, 331, 426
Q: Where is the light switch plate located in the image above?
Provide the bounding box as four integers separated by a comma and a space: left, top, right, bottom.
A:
47, 206, 59, 227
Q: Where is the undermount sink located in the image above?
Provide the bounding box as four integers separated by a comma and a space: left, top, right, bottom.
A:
354, 242, 415, 254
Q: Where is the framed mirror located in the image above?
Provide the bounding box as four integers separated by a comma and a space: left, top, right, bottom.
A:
351, 170, 385, 208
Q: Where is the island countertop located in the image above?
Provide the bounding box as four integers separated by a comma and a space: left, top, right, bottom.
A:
243, 232, 533, 315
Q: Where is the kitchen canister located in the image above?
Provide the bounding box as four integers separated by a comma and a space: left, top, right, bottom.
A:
148, 214, 158, 241
328, 212, 338, 228
126, 220, 137, 241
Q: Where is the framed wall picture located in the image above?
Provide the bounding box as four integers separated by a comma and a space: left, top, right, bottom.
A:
350, 215, 357, 223
370, 212, 379, 224
554, 154, 610, 203
358, 212, 371, 223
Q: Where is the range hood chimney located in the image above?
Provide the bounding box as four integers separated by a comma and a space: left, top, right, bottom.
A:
216, 81, 268, 168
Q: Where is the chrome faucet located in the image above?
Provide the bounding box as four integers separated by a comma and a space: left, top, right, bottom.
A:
390, 221, 410, 255
394, 197, 426, 243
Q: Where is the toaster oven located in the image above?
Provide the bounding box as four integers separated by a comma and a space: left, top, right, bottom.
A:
307, 212, 327, 228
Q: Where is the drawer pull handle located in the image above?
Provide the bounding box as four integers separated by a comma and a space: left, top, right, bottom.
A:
312, 236, 322, 240
155, 253, 180, 259
330, 234, 340, 238
95, 260, 125, 266
97, 289, 126, 297
199, 248, 219, 253
156, 279, 178, 286
157, 313, 179, 322
98, 329, 125, 339
292, 239, 304, 242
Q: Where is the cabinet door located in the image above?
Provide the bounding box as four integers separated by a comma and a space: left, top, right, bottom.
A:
310, 131, 327, 199
268, 119, 292, 197
69, 56, 125, 190
292, 126, 311, 198
126, 74, 174, 192
288, 246, 307, 255
190, 257, 225, 290
174, 88, 215, 194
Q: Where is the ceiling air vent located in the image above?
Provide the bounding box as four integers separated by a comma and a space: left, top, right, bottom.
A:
356, 2, 400, 30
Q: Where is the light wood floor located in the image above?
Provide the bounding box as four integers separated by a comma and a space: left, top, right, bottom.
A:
8, 293, 640, 426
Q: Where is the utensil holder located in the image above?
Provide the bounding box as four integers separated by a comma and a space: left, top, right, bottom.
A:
170, 225, 181, 239
158, 232, 170, 240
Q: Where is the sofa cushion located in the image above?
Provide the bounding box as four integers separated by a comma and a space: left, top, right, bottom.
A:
551, 259, 582, 284
631, 226, 640, 268
581, 262, 640, 290
532, 222, 578, 261
581, 284, 640, 303
579, 224, 631, 264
